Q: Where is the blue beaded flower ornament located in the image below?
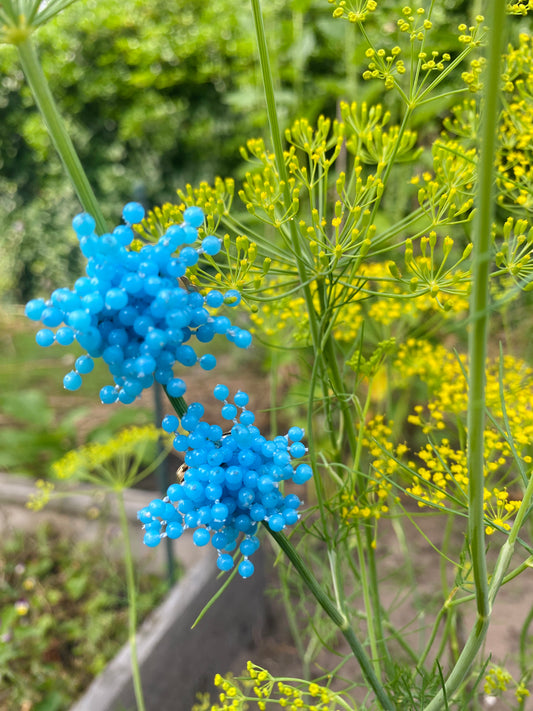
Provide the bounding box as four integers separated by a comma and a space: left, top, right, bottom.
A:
25, 203, 251, 404
137, 385, 311, 578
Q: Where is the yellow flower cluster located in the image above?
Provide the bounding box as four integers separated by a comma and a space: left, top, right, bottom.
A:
393, 232, 472, 310
506, 0, 533, 14
26, 425, 162, 510
340, 101, 419, 165
249, 254, 469, 345
397, 6, 434, 42
207, 662, 344, 710
484, 665, 530, 702
456, 16, 486, 46
327, 0, 377, 24
51, 425, 160, 480
497, 34, 533, 212
26, 479, 55, 512
363, 340, 532, 532
443, 35, 533, 214
340, 415, 398, 524
493, 216, 533, 290
411, 141, 476, 226
363, 45, 406, 91
141, 177, 236, 241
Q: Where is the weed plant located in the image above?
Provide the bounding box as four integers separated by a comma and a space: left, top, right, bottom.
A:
2, 0, 533, 709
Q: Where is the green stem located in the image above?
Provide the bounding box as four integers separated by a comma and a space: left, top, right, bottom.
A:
264, 525, 396, 711
249, 0, 319, 354
354, 524, 381, 681
116, 490, 146, 711
15, 36, 107, 233
162, 388, 188, 418
422, 1, 507, 706
466, 0, 506, 621
519, 604, 533, 690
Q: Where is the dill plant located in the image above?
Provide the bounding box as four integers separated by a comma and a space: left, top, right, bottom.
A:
3, 0, 533, 708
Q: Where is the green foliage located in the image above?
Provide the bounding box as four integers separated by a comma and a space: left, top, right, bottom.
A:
0, 311, 151, 476
0, 0, 355, 301
0, 523, 168, 710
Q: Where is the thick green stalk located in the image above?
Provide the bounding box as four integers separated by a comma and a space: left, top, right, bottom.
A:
422, 2, 507, 707
15, 35, 107, 233
116, 490, 146, 711
264, 525, 396, 711
466, 0, 506, 621
162, 387, 188, 418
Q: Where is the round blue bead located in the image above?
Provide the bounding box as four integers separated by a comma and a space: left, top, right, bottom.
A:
217, 553, 234, 571
205, 290, 224, 308
166, 521, 184, 539
63, 371, 82, 391
199, 354, 216, 371
68, 309, 91, 332
55, 327, 75, 346
268, 513, 285, 532
213, 383, 230, 401
211, 502, 229, 522
221, 403, 237, 420
234, 329, 252, 349
122, 202, 145, 224
166, 378, 187, 398
36, 329, 55, 347
72, 212, 96, 237
288, 426, 305, 442
250, 504, 266, 522
240, 536, 259, 557
75, 355, 94, 374
283, 508, 299, 525
238, 560, 254, 579
233, 390, 249, 407
224, 289, 241, 307
100, 385, 118, 404
162, 415, 179, 432
293, 463, 313, 484
173, 434, 189, 451
179, 247, 199, 267
193, 528, 210, 547
41, 306, 64, 327
25, 298, 46, 321
143, 531, 161, 548
239, 410, 255, 426
137, 507, 152, 524
201, 235, 221, 256
113, 225, 134, 246
289, 442, 306, 458
183, 206, 204, 228
176, 345, 197, 367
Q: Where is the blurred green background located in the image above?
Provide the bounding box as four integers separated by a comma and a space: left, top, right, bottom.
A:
0, 0, 473, 303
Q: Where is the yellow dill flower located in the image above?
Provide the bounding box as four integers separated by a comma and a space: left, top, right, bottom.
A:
26, 479, 55, 511
52, 425, 160, 479
484, 666, 512, 694
43, 424, 164, 497
516, 683, 530, 702
364, 341, 533, 522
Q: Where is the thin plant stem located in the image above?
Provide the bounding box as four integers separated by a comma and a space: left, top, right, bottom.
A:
116, 490, 146, 711
249, 0, 319, 354
264, 525, 396, 711
15, 36, 107, 233
422, 0, 508, 704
